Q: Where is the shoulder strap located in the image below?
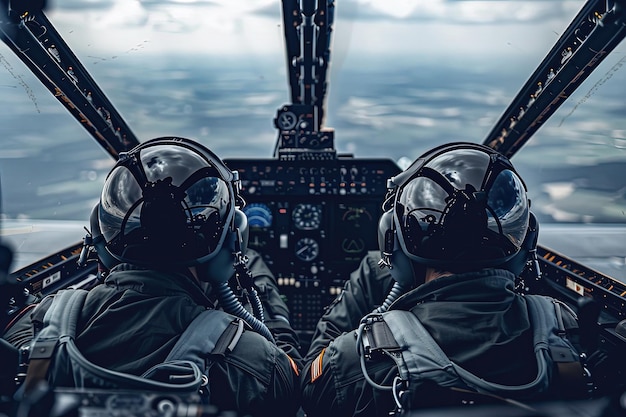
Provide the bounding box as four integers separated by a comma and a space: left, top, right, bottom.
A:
524, 295, 573, 354
23, 291, 246, 397
375, 307, 565, 398
24, 289, 206, 393
22, 289, 88, 393
523, 295, 588, 399
378, 311, 468, 390
160, 309, 243, 369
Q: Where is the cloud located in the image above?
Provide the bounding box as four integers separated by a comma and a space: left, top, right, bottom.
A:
46, 0, 580, 27
318, 0, 579, 24
43, 0, 285, 56
39, 0, 583, 63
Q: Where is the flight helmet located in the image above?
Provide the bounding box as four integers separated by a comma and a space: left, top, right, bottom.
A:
378, 142, 531, 287
98, 137, 247, 268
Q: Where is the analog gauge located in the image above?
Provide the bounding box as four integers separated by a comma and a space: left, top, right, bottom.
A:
276, 110, 298, 130
243, 203, 273, 228
292, 203, 322, 230
341, 206, 373, 226
294, 237, 320, 262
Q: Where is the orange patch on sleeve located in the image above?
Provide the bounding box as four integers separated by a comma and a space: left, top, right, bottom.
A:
288, 355, 299, 376
310, 348, 326, 383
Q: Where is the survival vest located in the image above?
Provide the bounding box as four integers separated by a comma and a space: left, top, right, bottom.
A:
21, 289, 244, 402
359, 294, 588, 411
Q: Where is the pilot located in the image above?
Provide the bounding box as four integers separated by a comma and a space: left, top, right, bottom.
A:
83, 203, 302, 363
22, 137, 301, 417
301, 142, 587, 416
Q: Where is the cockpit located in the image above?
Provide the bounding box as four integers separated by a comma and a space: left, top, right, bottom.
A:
1, 0, 625, 416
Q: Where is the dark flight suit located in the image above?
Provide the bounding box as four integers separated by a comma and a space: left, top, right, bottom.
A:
45, 264, 300, 417
4, 248, 303, 369
301, 266, 582, 417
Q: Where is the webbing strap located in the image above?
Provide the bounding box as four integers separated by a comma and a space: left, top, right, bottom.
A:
21, 354, 53, 394
22, 289, 89, 394
164, 309, 237, 364
379, 296, 580, 397
382, 311, 465, 389
211, 319, 244, 357
23, 290, 236, 393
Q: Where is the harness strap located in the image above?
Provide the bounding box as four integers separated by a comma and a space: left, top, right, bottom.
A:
525, 295, 588, 398
23, 290, 241, 395
361, 295, 586, 401
382, 311, 471, 390
22, 289, 88, 394
164, 309, 237, 364
21, 344, 55, 394
212, 319, 244, 357
544, 299, 588, 399
363, 318, 406, 386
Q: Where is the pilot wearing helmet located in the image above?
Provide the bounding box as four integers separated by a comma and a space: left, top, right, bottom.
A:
21, 137, 301, 417
301, 142, 587, 416
84, 195, 301, 364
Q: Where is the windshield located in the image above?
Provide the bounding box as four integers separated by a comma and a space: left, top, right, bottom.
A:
1, 0, 625, 274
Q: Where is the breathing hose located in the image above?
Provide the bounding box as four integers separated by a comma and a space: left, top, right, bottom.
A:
372, 281, 405, 314
214, 281, 275, 343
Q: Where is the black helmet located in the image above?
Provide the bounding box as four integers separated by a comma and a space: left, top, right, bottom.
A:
98, 137, 247, 267
378, 142, 530, 285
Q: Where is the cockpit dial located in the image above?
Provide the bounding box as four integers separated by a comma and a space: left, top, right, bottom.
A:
294, 237, 320, 262
243, 203, 273, 228
292, 203, 322, 230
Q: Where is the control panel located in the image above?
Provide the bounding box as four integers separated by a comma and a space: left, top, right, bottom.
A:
224, 157, 401, 343
15, 388, 231, 417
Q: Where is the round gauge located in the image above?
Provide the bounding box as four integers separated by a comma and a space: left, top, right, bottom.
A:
242, 203, 273, 228
294, 237, 320, 262
276, 111, 298, 130
341, 206, 373, 226
292, 203, 322, 230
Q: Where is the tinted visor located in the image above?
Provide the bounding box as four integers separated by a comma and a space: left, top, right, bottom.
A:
395, 149, 529, 265
100, 144, 233, 265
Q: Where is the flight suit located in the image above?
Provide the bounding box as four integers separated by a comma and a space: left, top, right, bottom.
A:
301, 267, 582, 417
47, 264, 301, 417
4, 249, 303, 369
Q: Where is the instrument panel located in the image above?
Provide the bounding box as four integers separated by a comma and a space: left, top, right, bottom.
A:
224, 157, 401, 343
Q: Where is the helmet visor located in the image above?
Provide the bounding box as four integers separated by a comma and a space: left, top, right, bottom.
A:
395, 148, 529, 265
100, 144, 233, 265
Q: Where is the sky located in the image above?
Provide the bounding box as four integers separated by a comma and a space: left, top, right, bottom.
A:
40, 0, 585, 60
1, 0, 625, 275
0, 0, 624, 218
3, 0, 615, 151
1, 0, 623, 152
